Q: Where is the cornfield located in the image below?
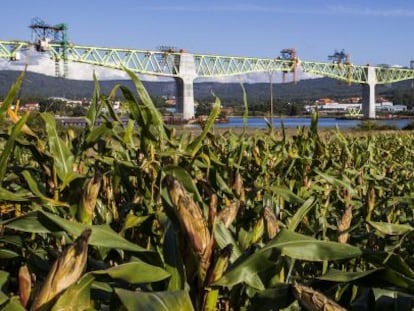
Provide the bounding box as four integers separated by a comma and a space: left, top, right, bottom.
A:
1, 70, 414, 310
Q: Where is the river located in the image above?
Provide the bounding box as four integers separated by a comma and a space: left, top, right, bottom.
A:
212, 117, 413, 129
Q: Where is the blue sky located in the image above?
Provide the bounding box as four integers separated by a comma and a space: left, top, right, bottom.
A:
1, 0, 414, 80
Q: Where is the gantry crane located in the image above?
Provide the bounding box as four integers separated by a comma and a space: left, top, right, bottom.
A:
29, 17, 69, 77
328, 49, 350, 65
279, 48, 297, 83
328, 49, 352, 84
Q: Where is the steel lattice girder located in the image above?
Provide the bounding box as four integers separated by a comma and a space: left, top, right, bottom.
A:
375, 67, 414, 84
0, 41, 30, 59
300, 61, 369, 84
48, 44, 181, 77
2, 40, 414, 84
193, 54, 296, 76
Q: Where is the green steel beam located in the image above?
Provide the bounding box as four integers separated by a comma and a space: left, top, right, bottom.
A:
2, 40, 414, 85
375, 67, 414, 84
193, 54, 296, 77
300, 61, 369, 84
47, 44, 181, 77
0, 41, 30, 60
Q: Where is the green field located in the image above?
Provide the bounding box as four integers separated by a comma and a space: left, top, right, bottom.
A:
1, 70, 414, 310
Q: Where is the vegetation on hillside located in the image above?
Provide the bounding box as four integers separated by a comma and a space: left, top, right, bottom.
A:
1, 71, 414, 310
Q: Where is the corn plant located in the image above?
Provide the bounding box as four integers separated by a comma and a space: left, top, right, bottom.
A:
1, 70, 414, 310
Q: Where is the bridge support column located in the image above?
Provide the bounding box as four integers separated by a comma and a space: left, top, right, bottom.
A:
175, 76, 195, 120
176, 52, 197, 120
362, 66, 377, 119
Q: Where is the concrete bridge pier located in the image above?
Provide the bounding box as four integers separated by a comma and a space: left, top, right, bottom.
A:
361, 66, 377, 119
175, 52, 197, 120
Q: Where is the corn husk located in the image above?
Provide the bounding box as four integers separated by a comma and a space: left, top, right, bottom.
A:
18, 265, 31, 309
31, 229, 92, 311
337, 205, 352, 244
77, 174, 102, 224
263, 206, 279, 240
232, 172, 245, 202
218, 201, 239, 228
164, 176, 212, 281
292, 283, 347, 311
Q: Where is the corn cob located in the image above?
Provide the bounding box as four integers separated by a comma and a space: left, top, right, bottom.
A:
77, 174, 102, 225
18, 265, 31, 309
31, 229, 92, 311
292, 283, 347, 311
263, 206, 279, 240
164, 175, 212, 282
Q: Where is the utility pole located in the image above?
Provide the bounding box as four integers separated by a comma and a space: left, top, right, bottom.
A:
269, 71, 274, 128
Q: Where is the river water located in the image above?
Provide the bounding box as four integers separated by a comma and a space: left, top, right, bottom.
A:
212, 117, 413, 129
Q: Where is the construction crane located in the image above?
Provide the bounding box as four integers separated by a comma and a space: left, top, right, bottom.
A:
29, 17, 69, 77
328, 49, 352, 84
328, 49, 350, 65
279, 48, 297, 83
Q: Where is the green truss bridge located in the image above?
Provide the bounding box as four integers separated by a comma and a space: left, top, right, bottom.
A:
1, 39, 414, 119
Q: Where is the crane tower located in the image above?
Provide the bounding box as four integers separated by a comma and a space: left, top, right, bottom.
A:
29, 17, 69, 77
279, 48, 297, 83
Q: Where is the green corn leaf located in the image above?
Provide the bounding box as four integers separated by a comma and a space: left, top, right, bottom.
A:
268, 185, 305, 204
1, 212, 51, 233
120, 214, 150, 233
3, 211, 148, 252
0, 249, 20, 259
40, 211, 148, 252
0, 112, 30, 183
163, 223, 186, 291
315, 169, 354, 195
367, 220, 414, 236
214, 221, 242, 263
287, 196, 316, 231
123, 119, 136, 148
240, 81, 248, 133
318, 268, 382, 282
363, 251, 414, 279
0, 296, 26, 311
0, 186, 31, 202
41, 113, 77, 187
92, 260, 170, 284
84, 123, 112, 146
21, 170, 69, 207
115, 288, 195, 311
0, 71, 25, 123
0, 271, 9, 288
85, 71, 100, 127
263, 229, 362, 261
52, 274, 95, 311
249, 284, 293, 311
186, 98, 220, 157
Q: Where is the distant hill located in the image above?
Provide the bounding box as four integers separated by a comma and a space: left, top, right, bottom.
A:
0, 70, 412, 102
